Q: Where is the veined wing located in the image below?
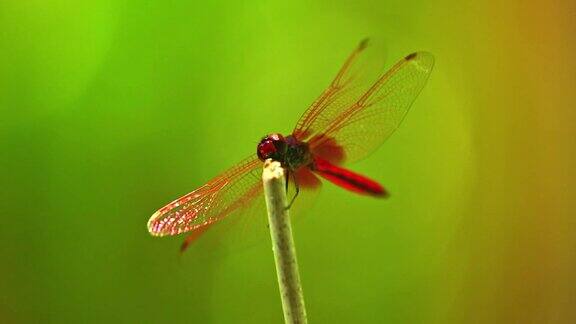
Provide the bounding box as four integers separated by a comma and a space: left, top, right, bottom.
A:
309, 52, 434, 162
293, 39, 434, 163
292, 39, 370, 142
147, 156, 262, 238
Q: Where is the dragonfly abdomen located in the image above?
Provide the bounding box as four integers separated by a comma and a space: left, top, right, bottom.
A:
312, 157, 388, 197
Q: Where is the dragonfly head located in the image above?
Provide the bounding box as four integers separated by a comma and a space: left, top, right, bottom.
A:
257, 133, 287, 162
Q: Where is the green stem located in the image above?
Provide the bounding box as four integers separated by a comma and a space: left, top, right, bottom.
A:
262, 159, 308, 324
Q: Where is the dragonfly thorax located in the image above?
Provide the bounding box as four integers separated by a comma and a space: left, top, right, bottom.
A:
257, 133, 312, 170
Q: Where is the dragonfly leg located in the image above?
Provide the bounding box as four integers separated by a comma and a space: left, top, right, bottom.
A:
285, 170, 300, 210
285, 169, 290, 192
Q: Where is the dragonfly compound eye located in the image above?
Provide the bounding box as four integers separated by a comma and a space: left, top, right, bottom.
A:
257, 133, 287, 162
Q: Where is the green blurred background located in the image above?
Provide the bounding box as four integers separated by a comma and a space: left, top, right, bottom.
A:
1, 1, 574, 323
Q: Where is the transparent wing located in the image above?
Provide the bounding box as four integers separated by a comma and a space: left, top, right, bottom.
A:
293, 39, 434, 163
310, 52, 435, 163
292, 38, 371, 142
177, 164, 322, 255
147, 156, 263, 238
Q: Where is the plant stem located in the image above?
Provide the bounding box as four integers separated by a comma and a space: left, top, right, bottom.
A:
262, 159, 308, 324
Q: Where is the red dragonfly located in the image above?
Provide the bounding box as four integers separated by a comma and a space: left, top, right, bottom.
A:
147, 40, 434, 251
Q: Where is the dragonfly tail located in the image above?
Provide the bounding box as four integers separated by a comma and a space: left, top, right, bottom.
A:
312, 157, 388, 197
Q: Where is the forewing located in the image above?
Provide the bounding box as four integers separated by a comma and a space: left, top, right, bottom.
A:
147, 156, 262, 237
310, 52, 435, 163
292, 39, 373, 142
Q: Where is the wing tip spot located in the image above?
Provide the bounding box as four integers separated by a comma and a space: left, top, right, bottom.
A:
358, 38, 370, 51
405, 52, 418, 61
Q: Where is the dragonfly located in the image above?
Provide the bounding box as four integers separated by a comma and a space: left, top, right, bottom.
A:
147, 39, 434, 251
